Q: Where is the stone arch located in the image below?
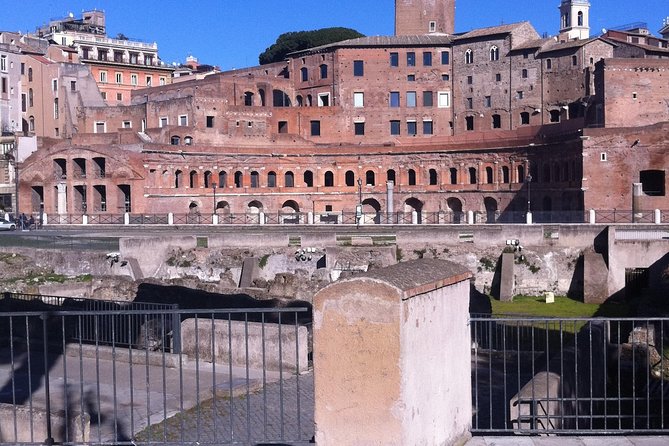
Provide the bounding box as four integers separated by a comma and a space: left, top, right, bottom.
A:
345, 170, 355, 187
244, 91, 254, 106
216, 200, 230, 213
303, 170, 314, 187
171, 135, 180, 145
282, 200, 300, 213
484, 197, 498, 223
248, 200, 263, 213
404, 197, 423, 223
447, 197, 464, 224
362, 198, 382, 224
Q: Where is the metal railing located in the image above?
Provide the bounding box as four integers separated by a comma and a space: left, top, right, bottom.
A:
470, 315, 669, 435
32, 209, 669, 227
0, 305, 313, 445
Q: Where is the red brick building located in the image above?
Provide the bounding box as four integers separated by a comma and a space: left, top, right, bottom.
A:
16, 0, 669, 222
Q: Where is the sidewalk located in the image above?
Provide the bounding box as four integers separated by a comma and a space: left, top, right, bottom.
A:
467, 436, 669, 445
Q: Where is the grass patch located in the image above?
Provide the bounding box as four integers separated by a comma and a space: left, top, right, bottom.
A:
258, 254, 270, 269
490, 295, 632, 318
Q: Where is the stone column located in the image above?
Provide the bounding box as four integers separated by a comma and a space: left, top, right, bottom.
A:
386, 181, 394, 216
56, 183, 67, 215
313, 259, 473, 446
632, 183, 643, 223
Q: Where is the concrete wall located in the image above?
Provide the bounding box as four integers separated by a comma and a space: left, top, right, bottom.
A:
0, 403, 89, 443
180, 319, 309, 373
313, 259, 472, 446
119, 236, 197, 278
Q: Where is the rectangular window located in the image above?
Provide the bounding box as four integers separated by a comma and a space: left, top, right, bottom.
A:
278, 121, 288, 133
101, 91, 107, 100
437, 91, 451, 108
146, 76, 152, 87
423, 52, 432, 66
310, 120, 321, 136
407, 52, 416, 67
390, 120, 401, 135
318, 93, 330, 107
407, 121, 417, 136
442, 74, 450, 81
52, 79, 58, 92
353, 60, 364, 76
159, 77, 166, 86
390, 91, 400, 107
206, 116, 214, 128
390, 52, 399, 67
354, 122, 365, 136
1, 56, 7, 72
21, 93, 26, 112
423, 91, 433, 107
406, 91, 417, 107
70, 80, 76, 92
407, 74, 415, 81
517, 90, 524, 99
441, 51, 450, 65
95, 121, 106, 133
123, 121, 132, 129
485, 96, 491, 107
179, 115, 188, 126
53, 98, 58, 119
131, 74, 138, 86
495, 73, 501, 82
20, 63, 25, 75
116, 93, 123, 101
466, 97, 473, 109
115, 72, 122, 84
0, 77, 6, 94
99, 71, 107, 83
423, 120, 433, 135
159, 117, 168, 128
467, 76, 473, 85
353, 92, 364, 108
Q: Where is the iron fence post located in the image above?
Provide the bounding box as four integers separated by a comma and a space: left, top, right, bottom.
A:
41, 313, 55, 446
171, 304, 181, 354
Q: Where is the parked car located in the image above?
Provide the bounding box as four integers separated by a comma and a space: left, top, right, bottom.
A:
0, 220, 16, 231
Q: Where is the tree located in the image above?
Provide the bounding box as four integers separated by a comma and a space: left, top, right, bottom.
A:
259, 27, 364, 65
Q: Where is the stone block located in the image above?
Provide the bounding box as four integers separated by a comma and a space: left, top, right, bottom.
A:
499, 252, 515, 301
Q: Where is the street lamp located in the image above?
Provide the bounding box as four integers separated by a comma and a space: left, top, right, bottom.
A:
526, 173, 532, 214
212, 182, 217, 215
356, 178, 363, 227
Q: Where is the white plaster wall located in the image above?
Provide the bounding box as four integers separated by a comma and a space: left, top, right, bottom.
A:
400, 279, 472, 446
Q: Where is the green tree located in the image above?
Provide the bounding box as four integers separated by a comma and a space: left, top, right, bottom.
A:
259, 27, 364, 65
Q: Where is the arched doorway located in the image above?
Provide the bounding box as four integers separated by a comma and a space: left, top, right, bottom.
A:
447, 197, 463, 224
248, 200, 263, 224
362, 198, 382, 224
404, 197, 423, 224
484, 197, 498, 224
281, 200, 300, 224
188, 201, 201, 224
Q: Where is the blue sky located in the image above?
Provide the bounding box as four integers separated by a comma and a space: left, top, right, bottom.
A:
1, 0, 666, 70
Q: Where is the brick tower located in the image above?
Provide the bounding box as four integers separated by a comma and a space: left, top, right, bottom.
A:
395, 0, 455, 36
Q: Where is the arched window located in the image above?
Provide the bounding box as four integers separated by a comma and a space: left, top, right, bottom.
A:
189, 170, 198, 188
234, 171, 243, 188
267, 171, 277, 188
218, 171, 227, 187
486, 166, 493, 184
250, 171, 259, 188
303, 170, 313, 187
284, 171, 294, 187
502, 166, 510, 183
244, 91, 254, 106
345, 170, 355, 186
489, 46, 499, 61
324, 171, 334, 187
171, 135, 180, 145
543, 164, 551, 183
204, 171, 212, 188
522, 68, 528, 78
449, 168, 457, 185
184, 136, 193, 145
258, 89, 266, 106
387, 169, 396, 184
429, 169, 438, 185
577, 11, 584, 26
517, 165, 525, 183
175, 170, 183, 188
29, 89, 34, 107
365, 170, 375, 186
408, 169, 417, 186
28, 67, 33, 82
469, 167, 477, 184
465, 49, 473, 64
296, 95, 303, 107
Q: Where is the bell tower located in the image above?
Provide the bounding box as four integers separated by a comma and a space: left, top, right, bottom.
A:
395, 0, 455, 36
559, 0, 591, 41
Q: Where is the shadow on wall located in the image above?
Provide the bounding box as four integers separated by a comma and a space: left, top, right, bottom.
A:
469, 283, 492, 315
134, 283, 313, 325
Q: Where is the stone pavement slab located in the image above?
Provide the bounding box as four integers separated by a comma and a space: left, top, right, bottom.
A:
467, 437, 669, 446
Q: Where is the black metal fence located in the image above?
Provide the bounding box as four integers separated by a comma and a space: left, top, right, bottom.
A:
0, 306, 312, 445
470, 315, 669, 435
33, 209, 669, 227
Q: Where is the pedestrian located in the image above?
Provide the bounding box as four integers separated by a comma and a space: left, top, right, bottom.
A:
28, 215, 35, 230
